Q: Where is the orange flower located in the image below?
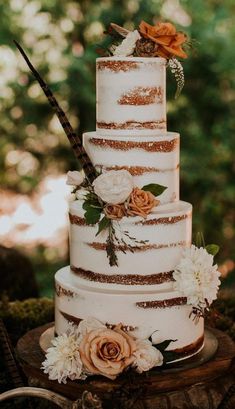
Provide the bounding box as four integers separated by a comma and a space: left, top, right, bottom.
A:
139, 20, 187, 59
127, 187, 159, 218
79, 324, 136, 380
104, 204, 126, 220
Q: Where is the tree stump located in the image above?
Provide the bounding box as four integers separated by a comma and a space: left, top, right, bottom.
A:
16, 324, 235, 409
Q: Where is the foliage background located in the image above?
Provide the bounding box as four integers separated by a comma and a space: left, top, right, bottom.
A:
0, 0, 235, 296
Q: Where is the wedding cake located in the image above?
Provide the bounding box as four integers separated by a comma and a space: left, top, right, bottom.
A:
39, 21, 220, 382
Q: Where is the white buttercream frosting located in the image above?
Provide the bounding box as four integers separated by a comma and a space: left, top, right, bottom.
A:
68, 200, 192, 289
55, 267, 204, 356
83, 131, 180, 204
96, 57, 166, 136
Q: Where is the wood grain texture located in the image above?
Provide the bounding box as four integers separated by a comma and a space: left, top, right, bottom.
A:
16, 324, 235, 408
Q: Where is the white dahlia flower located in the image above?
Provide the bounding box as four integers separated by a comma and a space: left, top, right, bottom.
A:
173, 245, 221, 307
132, 339, 163, 373
113, 30, 141, 57
41, 331, 86, 384
93, 170, 134, 204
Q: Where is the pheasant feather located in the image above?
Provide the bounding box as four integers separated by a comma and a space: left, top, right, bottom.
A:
14, 40, 97, 184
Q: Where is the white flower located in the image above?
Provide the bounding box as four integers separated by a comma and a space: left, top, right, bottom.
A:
76, 188, 89, 201
93, 170, 134, 204
132, 339, 163, 373
113, 30, 141, 57
77, 317, 106, 337
41, 331, 86, 384
173, 245, 221, 307
66, 170, 84, 186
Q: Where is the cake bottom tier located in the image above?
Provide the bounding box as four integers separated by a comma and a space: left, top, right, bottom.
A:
55, 267, 204, 362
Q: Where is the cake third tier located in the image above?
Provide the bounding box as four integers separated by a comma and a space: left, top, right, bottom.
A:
69, 200, 192, 291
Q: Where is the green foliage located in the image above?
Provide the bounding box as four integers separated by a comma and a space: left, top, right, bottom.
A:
194, 232, 220, 256
205, 244, 220, 256
83, 192, 103, 224
0, 297, 54, 344
142, 183, 167, 196
0, 0, 234, 274
96, 216, 111, 236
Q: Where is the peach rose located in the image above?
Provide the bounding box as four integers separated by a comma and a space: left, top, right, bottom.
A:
104, 204, 126, 220
79, 325, 136, 380
139, 20, 187, 59
127, 187, 159, 218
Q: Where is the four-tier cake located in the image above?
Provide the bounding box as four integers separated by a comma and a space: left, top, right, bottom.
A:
38, 22, 221, 382
55, 56, 203, 361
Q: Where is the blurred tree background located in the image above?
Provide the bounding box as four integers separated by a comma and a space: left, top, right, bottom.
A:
0, 0, 234, 297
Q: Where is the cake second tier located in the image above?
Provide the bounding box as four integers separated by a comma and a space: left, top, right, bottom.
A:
83, 131, 180, 204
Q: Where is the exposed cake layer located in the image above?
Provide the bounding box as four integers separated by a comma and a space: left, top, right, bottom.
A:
55, 267, 204, 362
96, 57, 166, 136
83, 131, 179, 204
69, 200, 192, 290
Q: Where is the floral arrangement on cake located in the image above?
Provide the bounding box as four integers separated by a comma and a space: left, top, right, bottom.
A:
42, 317, 176, 383
67, 169, 166, 266
173, 234, 221, 321
41, 238, 221, 384
98, 20, 190, 97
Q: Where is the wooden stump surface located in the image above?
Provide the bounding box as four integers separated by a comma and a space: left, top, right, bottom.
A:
16, 324, 235, 409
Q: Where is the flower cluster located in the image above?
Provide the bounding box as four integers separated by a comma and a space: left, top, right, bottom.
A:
42, 317, 164, 383
102, 20, 189, 96
108, 21, 188, 60
67, 169, 166, 266
67, 169, 165, 221
173, 245, 221, 311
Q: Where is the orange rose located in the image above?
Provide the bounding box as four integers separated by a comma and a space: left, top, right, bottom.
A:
127, 187, 159, 218
139, 20, 187, 59
104, 204, 126, 220
79, 325, 136, 380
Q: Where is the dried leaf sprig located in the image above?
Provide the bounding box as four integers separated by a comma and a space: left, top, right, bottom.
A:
168, 58, 185, 98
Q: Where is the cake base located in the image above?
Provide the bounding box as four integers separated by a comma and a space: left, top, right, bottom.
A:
16, 324, 235, 408
55, 266, 204, 363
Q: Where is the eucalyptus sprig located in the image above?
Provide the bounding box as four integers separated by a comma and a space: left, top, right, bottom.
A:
106, 221, 118, 267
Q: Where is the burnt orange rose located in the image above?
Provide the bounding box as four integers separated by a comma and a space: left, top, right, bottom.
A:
127, 187, 159, 218
139, 20, 187, 59
104, 204, 126, 220
79, 325, 136, 380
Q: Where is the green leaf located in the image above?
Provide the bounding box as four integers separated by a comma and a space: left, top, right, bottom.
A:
195, 231, 205, 248
84, 207, 102, 225
152, 339, 177, 353
205, 244, 220, 256
142, 183, 167, 197
96, 216, 111, 236
162, 350, 181, 364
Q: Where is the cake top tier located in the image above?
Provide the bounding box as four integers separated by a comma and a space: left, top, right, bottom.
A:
96, 57, 167, 137
95, 21, 188, 137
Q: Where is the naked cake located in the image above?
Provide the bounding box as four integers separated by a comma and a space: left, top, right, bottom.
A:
37, 21, 221, 383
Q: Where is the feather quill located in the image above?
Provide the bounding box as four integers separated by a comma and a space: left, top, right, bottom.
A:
14, 40, 97, 184
110, 23, 130, 37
